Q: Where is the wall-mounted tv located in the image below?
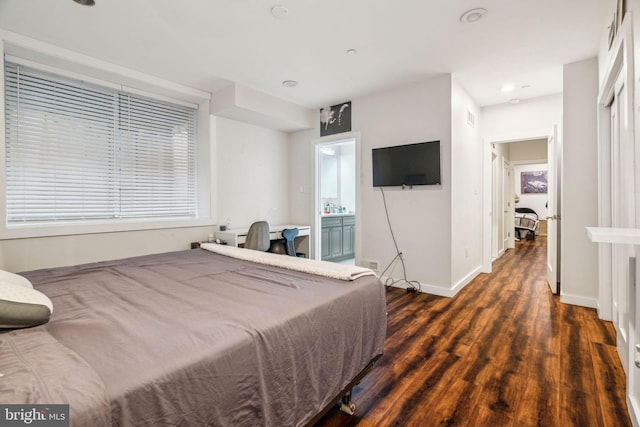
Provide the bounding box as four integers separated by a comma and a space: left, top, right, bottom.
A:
372, 140, 441, 187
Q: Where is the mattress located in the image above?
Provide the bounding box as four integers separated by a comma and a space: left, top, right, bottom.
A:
0, 249, 387, 426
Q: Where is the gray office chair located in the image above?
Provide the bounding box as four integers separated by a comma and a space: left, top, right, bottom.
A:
244, 221, 270, 251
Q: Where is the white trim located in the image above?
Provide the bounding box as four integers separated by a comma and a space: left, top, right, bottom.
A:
451, 265, 483, 295
595, 14, 635, 322
382, 265, 482, 298
628, 395, 640, 427
2, 217, 215, 240
5, 54, 120, 91
311, 131, 362, 262
482, 132, 554, 274
484, 130, 552, 145
510, 158, 548, 166
383, 278, 454, 298
560, 293, 598, 309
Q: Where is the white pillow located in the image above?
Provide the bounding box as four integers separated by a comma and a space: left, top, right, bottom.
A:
0, 282, 53, 328
0, 269, 33, 288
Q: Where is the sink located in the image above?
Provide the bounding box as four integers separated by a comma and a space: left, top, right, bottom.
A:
321, 212, 354, 216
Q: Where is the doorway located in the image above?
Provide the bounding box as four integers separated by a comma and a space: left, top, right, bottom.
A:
313, 135, 360, 264
483, 131, 559, 296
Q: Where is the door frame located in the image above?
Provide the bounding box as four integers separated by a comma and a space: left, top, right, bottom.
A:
311, 132, 362, 262
501, 158, 513, 254
596, 15, 634, 323
546, 125, 560, 295
482, 130, 556, 273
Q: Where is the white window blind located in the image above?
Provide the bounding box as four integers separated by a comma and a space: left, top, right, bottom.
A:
4, 61, 197, 225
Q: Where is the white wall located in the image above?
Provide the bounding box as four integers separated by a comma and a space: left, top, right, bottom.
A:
451, 78, 483, 288
0, 226, 215, 272
561, 57, 599, 307
289, 75, 458, 293
483, 94, 563, 141
339, 143, 356, 212
216, 117, 290, 229
289, 129, 314, 225
509, 139, 548, 162
514, 163, 549, 219
357, 75, 453, 290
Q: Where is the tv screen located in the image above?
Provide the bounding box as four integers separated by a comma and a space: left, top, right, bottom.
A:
372, 140, 441, 187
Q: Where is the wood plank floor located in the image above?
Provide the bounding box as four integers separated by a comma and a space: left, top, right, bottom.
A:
314, 236, 632, 426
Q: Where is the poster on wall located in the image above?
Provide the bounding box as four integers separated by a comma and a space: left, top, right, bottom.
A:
320, 101, 351, 136
521, 170, 548, 194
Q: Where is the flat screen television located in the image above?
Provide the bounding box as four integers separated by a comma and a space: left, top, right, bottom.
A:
372, 140, 441, 187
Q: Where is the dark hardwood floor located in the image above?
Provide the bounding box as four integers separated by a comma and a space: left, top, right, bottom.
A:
315, 236, 632, 426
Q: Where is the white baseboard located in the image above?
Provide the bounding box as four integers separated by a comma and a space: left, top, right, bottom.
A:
451, 265, 483, 295
560, 292, 598, 309
381, 265, 483, 299
627, 395, 640, 427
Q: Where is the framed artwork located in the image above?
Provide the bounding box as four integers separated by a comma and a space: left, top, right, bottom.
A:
320, 101, 351, 136
521, 170, 548, 194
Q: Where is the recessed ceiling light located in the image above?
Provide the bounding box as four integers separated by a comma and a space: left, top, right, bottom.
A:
73, 0, 95, 5
460, 8, 487, 24
271, 5, 289, 19
509, 98, 521, 105
282, 80, 298, 88
346, 49, 358, 56
501, 84, 515, 92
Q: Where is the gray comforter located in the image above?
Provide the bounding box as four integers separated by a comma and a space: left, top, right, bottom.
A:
0, 249, 387, 426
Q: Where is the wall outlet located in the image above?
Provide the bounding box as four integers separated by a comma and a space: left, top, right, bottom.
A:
465, 246, 469, 258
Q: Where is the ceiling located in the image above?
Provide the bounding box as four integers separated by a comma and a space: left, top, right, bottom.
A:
0, 0, 609, 109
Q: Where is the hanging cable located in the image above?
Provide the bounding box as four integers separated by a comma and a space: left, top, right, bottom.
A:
378, 187, 421, 292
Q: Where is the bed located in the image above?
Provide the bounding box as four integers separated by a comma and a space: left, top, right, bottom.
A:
0, 244, 387, 426
515, 207, 539, 240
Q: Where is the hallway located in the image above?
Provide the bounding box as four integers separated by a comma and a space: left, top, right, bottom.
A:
316, 237, 631, 426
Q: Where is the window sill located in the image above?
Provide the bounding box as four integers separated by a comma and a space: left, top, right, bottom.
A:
1, 217, 216, 240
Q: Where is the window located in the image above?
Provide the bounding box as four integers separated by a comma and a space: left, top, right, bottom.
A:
4, 61, 197, 226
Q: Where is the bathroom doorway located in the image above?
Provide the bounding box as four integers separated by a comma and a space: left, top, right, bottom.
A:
314, 137, 357, 264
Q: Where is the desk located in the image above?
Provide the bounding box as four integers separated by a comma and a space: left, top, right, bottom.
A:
216, 224, 311, 257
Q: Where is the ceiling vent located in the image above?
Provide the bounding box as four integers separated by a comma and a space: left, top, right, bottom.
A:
467, 110, 476, 128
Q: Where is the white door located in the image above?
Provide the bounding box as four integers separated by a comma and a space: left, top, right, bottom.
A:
502, 160, 511, 250
492, 152, 499, 259
610, 76, 633, 374
546, 125, 560, 294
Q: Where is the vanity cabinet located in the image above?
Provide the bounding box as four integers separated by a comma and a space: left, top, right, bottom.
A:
321, 215, 355, 261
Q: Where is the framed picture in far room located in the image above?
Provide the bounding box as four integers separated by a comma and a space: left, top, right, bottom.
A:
320, 101, 351, 136
521, 170, 548, 194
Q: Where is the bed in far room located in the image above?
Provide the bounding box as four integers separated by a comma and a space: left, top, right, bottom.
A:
0, 245, 387, 426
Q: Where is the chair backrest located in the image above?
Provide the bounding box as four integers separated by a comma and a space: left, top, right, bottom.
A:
244, 221, 270, 251
281, 228, 299, 257
515, 207, 538, 219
